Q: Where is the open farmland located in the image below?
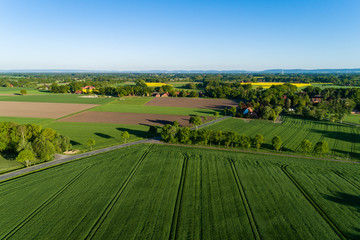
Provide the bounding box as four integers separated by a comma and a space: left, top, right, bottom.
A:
0, 101, 98, 118
145, 97, 239, 109
0, 144, 359, 239
0, 94, 115, 104
205, 116, 360, 159
91, 97, 221, 116
58, 111, 204, 126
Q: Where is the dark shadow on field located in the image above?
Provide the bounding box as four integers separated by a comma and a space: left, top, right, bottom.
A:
116, 127, 148, 138
332, 149, 360, 160
324, 192, 360, 239
94, 133, 113, 139
146, 119, 176, 126
310, 129, 360, 144
70, 140, 81, 146
1, 151, 17, 160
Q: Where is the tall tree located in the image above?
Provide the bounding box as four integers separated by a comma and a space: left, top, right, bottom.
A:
272, 136, 282, 151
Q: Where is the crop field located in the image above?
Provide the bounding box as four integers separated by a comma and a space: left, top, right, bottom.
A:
0, 94, 115, 104
91, 97, 219, 116
58, 111, 200, 126
344, 114, 360, 125
205, 116, 360, 159
0, 101, 98, 119
0, 87, 50, 95
45, 122, 151, 151
0, 144, 359, 239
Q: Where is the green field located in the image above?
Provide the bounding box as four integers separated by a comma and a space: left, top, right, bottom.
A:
46, 121, 151, 151
205, 116, 360, 159
344, 114, 360, 125
0, 144, 359, 239
0, 94, 115, 104
0, 116, 52, 125
0, 87, 50, 95
91, 97, 217, 116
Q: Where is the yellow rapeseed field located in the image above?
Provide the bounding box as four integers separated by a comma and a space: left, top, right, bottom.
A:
241, 82, 311, 88
145, 83, 168, 87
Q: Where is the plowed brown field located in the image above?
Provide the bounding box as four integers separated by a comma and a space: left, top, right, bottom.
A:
0, 101, 98, 118
145, 97, 239, 109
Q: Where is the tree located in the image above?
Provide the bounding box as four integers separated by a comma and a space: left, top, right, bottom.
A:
173, 121, 179, 128
177, 127, 191, 144
148, 126, 158, 137
161, 124, 177, 142
314, 141, 329, 156
229, 106, 237, 117
253, 134, 264, 149
32, 137, 56, 161
300, 139, 312, 154
214, 130, 224, 147
272, 136, 282, 151
189, 115, 202, 128
20, 89, 27, 95
213, 111, 219, 118
87, 138, 95, 150
238, 135, 251, 149
121, 131, 130, 143
16, 149, 35, 167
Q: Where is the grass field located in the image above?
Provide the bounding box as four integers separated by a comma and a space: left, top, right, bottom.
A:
0, 87, 50, 95
0, 144, 359, 239
205, 116, 360, 159
344, 114, 360, 124
92, 97, 217, 116
0, 94, 115, 104
0, 116, 52, 124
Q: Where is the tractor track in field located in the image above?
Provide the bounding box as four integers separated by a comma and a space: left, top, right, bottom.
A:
333, 171, 360, 191
84, 144, 153, 240
280, 165, 346, 240
168, 154, 189, 240
331, 125, 340, 156
349, 127, 356, 158
228, 159, 261, 240
295, 120, 312, 152
2, 165, 92, 240
283, 119, 304, 150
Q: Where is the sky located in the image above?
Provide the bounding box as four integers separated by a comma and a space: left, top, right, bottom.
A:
0, 0, 359, 71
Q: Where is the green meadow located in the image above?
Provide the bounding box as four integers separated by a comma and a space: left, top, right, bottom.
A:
205, 116, 360, 159
0, 144, 358, 239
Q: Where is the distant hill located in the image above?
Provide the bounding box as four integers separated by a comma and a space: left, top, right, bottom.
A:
0, 68, 359, 74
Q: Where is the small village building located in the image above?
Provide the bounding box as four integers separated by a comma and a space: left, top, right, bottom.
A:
311, 95, 322, 103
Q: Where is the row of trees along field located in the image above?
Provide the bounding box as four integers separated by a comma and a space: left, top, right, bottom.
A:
0, 122, 71, 167
161, 122, 330, 155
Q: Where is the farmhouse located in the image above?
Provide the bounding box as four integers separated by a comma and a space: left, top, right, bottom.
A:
81, 86, 96, 93
311, 95, 322, 103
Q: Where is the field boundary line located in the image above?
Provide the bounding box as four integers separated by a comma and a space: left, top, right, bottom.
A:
228, 159, 261, 240
168, 154, 189, 240
2, 165, 92, 240
333, 171, 360, 191
192, 116, 230, 130
162, 143, 360, 165
280, 165, 346, 240
84, 144, 153, 240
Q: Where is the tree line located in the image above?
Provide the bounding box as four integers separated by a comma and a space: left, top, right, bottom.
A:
0, 122, 71, 167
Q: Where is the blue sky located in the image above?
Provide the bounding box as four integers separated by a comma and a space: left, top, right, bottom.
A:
0, 0, 359, 70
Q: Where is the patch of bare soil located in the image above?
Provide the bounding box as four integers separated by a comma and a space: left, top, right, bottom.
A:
0, 101, 98, 118
145, 97, 239, 110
